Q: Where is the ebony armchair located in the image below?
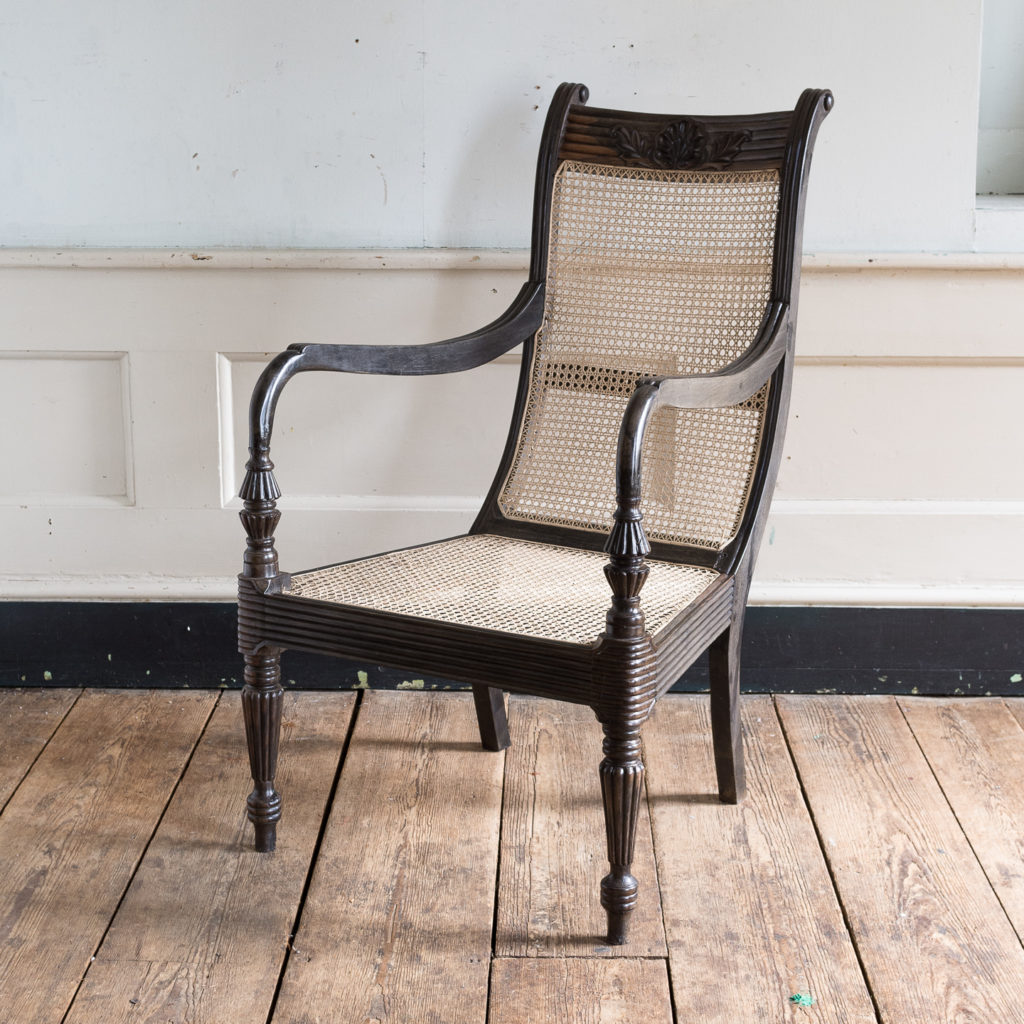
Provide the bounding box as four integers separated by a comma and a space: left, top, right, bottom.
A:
237, 83, 832, 944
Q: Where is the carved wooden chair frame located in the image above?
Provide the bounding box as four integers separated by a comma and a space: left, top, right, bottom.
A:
237, 83, 832, 944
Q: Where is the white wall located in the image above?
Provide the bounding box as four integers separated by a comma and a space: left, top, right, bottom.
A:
3, 0, 1023, 606
1, 1, 984, 251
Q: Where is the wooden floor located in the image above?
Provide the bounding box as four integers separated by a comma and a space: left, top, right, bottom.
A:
2, 690, 1024, 1023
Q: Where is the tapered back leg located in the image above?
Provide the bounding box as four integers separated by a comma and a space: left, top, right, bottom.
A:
472, 684, 511, 752
708, 615, 746, 804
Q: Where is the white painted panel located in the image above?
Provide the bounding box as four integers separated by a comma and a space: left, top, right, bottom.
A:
0, 506, 480, 595
0, 353, 129, 503
130, 350, 224, 509
975, 198, 1024, 251
0, 252, 1022, 605
797, 266, 1024, 358
5, 501, 1024, 606
756, 504, 1024, 597
224, 353, 519, 507
778, 362, 1024, 501
0, 264, 527, 354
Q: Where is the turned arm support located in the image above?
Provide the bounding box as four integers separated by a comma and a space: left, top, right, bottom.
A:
602, 302, 790, 635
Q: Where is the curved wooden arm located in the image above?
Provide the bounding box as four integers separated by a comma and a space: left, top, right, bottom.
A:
242, 279, 544, 482
238, 278, 545, 585
605, 301, 790, 561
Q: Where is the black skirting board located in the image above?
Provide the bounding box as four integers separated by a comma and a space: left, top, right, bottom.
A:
2, 602, 1023, 696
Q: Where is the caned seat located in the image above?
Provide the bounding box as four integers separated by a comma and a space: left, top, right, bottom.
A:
286, 535, 721, 646
236, 82, 832, 945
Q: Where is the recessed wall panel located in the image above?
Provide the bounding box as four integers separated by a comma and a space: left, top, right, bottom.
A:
778, 362, 1024, 501
0, 353, 129, 503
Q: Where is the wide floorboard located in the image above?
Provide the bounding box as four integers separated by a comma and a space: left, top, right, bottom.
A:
2, 689, 1023, 1023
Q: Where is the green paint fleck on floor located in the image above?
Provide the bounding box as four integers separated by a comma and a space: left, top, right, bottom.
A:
789, 992, 815, 1007
397, 679, 425, 690
353, 670, 369, 689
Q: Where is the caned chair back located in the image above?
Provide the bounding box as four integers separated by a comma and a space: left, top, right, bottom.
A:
498, 160, 781, 552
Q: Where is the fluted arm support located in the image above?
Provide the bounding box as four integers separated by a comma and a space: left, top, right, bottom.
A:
602, 302, 791, 633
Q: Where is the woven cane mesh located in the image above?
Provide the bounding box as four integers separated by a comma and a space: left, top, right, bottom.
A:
499, 161, 780, 550
286, 534, 719, 646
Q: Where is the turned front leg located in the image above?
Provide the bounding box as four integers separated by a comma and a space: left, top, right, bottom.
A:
238, 433, 287, 852
242, 648, 284, 851
596, 487, 655, 945
599, 725, 644, 944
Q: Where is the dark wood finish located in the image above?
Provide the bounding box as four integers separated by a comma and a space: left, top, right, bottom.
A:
472, 683, 510, 751
238, 572, 733, 702
241, 648, 284, 851
236, 83, 833, 945
610, 302, 787, 573
238, 442, 287, 852
495, 697, 666, 956
559, 106, 794, 170
708, 618, 745, 803
593, 513, 657, 944
529, 82, 590, 282
244, 281, 545, 463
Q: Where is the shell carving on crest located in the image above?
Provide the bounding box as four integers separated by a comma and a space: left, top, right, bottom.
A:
610, 118, 750, 170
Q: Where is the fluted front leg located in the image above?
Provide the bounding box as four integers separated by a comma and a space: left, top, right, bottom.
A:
238, 443, 286, 853
599, 726, 644, 944
243, 648, 284, 851
594, 502, 657, 945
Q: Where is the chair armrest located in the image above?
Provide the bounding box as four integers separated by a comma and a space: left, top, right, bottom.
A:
606, 301, 790, 561
242, 280, 544, 479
